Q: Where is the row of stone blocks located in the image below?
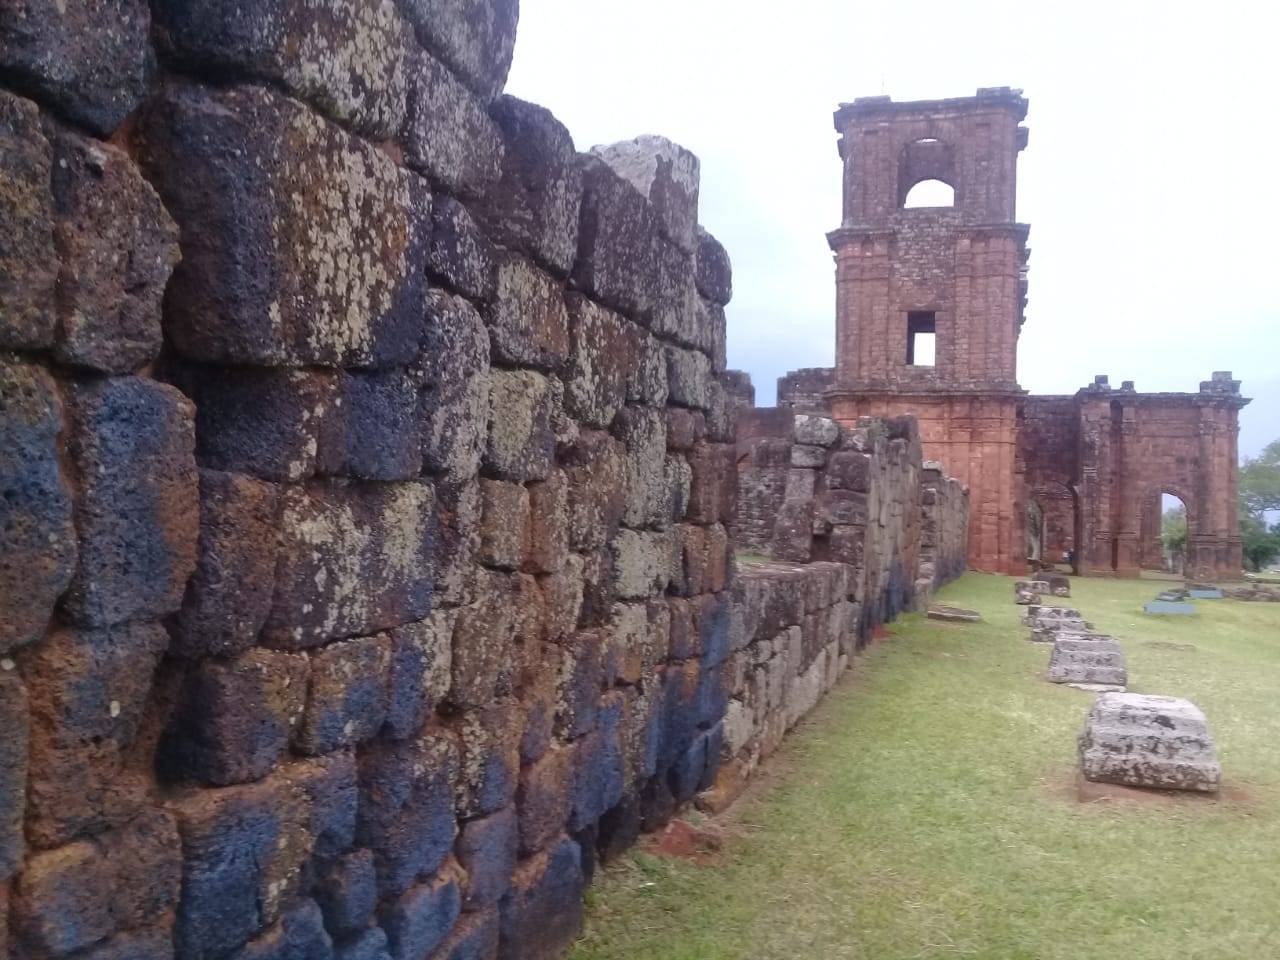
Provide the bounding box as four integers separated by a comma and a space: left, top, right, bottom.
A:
1012, 583, 1221, 793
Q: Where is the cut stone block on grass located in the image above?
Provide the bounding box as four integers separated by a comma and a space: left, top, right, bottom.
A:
1047, 638, 1126, 688
1021, 606, 1083, 624
1144, 600, 1196, 616
1079, 693, 1220, 793
926, 605, 981, 623
1014, 580, 1048, 601
1028, 621, 1094, 643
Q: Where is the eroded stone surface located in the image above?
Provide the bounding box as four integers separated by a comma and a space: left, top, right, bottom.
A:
0, 91, 56, 349
592, 135, 700, 253
137, 84, 430, 367
399, 0, 519, 102
1079, 693, 1220, 792
1047, 637, 1126, 686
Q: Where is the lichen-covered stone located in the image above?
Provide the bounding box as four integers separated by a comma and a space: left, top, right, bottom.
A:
0, 0, 153, 135
1047, 638, 1126, 687
456, 704, 521, 818
570, 692, 625, 831
563, 430, 627, 552
794, 414, 840, 447
479, 479, 531, 571
232, 897, 333, 960
694, 226, 732, 306
398, 0, 518, 102
486, 254, 570, 372
263, 481, 436, 649
421, 290, 491, 481
297, 634, 393, 755
429, 196, 497, 302
12, 809, 180, 957
0, 91, 56, 349
475, 97, 582, 277
450, 570, 521, 709
160, 649, 309, 787
137, 84, 430, 367
0, 359, 75, 654
315, 849, 377, 939
385, 611, 455, 740
615, 406, 669, 530
1079, 693, 1220, 792
49, 127, 178, 373
610, 529, 674, 600
592, 135, 699, 254
432, 909, 498, 960
572, 156, 660, 318
153, 0, 409, 137
563, 293, 634, 429
516, 746, 573, 857
63, 377, 198, 627
483, 369, 555, 482
665, 345, 713, 410
172, 470, 280, 660
404, 49, 503, 198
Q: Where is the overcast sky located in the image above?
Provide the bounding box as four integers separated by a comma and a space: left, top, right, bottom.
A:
506, 0, 1279, 459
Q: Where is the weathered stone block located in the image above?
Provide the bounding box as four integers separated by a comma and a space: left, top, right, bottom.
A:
592, 136, 700, 253
153, 0, 409, 137
793, 414, 839, 447
694, 226, 732, 306
430, 196, 497, 302
12, 809, 180, 957
322, 369, 426, 482
0, 360, 75, 654
316, 849, 378, 939
457, 808, 518, 910
516, 746, 573, 858
383, 869, 462, 960
421, 290, 490, 481
563, 430, 627, 551
827, 450, 872, 492
818, 490, 869, 527
335, 926, 388, 960
431, 909, 498, 960
399, 0, 518, 102
160, 648, 308, 788
404, 49, 503, 198
1047, 638, 1127, 687
614, 406, 669, 531
572, 156, 659, 317
173, 470, 281, 660
298, 634, 394, 755
790, 444, 827, 468
486, 254, 571, 372
356, 731, 458, 898
497, 838, 583, 960
649, 240, 699, 348
1079, 693, 1220, 792
474, 97, 582, 277
63, 377, 198, 627
50, 130, 179, 372
610, 600, 668, 685
233, 897, 333, 960
450, 571, 521, 708
456, 704, 522, 819
479, 479, 531, 571
627, 330, 669, 407
23, 622, 168, 846
665, 408, 706, 452
570, 692, 625, 832
175, 366, 338, 483
686, 442, 735, 526
0, 91, 55, 349
75, 918, 176, 960
484, 370, 555, 482
553, 634, 604, 741
0, 0, 152, 135
563, 293, 634, 428
540, 554, 584, 642
263, 481, 435, 649
527, 470, 570, 574
0, 670, 27, 879
137, 84, 430, 367
665, 345, 713, 410
610, 529, 674, 600
386, 612, 455, 740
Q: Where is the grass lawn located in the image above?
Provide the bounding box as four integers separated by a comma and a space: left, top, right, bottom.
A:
570, 573, 1280, 960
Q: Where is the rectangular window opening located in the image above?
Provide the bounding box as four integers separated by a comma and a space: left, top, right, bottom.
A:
907, 311, 936, 366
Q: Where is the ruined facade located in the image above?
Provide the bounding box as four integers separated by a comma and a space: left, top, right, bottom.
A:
0, 4, 970, 960
781, 88, 1247, 581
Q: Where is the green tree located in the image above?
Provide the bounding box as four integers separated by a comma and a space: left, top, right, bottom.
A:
1240, 439, 1280, 517
1240, 512, 1280, 572
1161, 504, 1187, 554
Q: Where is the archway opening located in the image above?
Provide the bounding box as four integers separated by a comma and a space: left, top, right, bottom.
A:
1160, 492, 1190, 576
903, 178, 955, 208
1029, 482, 1080, 574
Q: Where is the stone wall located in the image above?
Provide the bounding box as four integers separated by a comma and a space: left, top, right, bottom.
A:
716, 412, 968, 807
0, 3, 745, 960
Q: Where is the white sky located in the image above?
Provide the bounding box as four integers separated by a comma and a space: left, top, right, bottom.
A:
507, 0, 1279, 458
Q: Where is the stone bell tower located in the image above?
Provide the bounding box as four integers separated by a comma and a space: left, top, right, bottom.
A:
825, 87, 1030, 574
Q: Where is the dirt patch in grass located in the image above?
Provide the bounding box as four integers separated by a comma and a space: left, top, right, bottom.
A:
1037, 765, 1264, 812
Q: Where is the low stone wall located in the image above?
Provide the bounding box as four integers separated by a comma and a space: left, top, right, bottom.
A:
918, 461, 971, 595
